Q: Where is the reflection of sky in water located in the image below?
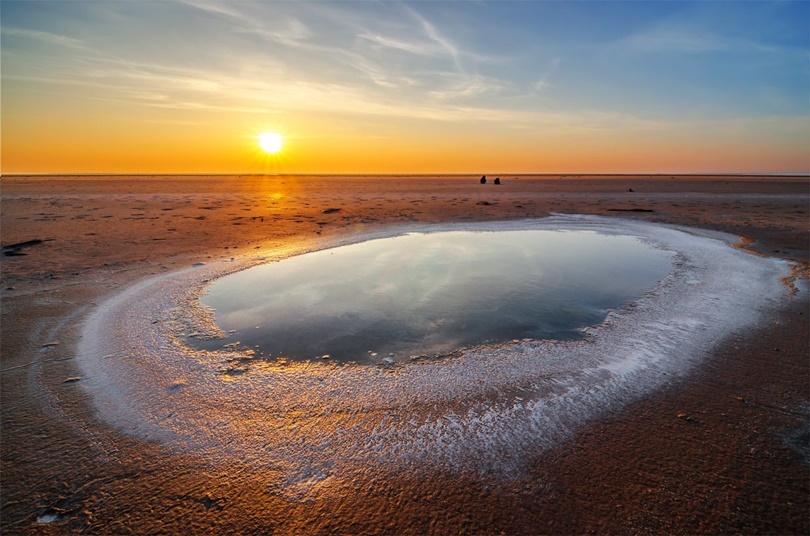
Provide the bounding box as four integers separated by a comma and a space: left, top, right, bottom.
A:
195, 231, 674, 363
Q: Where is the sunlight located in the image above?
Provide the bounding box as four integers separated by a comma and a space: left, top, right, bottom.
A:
258, 132, 283, 154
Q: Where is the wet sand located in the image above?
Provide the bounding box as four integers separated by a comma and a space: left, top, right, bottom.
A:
2, 174, 808, 534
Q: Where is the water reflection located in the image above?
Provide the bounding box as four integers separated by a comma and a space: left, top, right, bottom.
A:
193, 230, 673, 364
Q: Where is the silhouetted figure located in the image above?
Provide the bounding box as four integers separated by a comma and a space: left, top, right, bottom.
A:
494, 178, 501, 185
480, 175, 487, 184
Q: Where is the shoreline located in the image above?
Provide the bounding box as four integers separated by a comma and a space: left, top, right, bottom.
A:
2, 175, 807, 534
73, 217, 789, 477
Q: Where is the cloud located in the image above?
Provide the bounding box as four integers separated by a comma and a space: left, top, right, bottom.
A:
176, 0, 482, 97
16, 0, 801, 141
178, 0, 312, 48
621, 25, 779, 54
2, 27, 86, 49
533, 58, 561, 92
405, 6, 464, 72
357, 31, 444, 57
428, 73, 506, 100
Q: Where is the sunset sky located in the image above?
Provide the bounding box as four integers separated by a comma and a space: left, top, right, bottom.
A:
3, 0, 808, 175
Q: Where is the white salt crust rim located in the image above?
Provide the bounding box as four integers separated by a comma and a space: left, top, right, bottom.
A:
76, 215, 793, 501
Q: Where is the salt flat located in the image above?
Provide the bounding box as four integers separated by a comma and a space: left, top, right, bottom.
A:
2, 175, 807, 534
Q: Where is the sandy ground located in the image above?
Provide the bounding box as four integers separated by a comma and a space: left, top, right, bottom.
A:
1, 174, 808, 535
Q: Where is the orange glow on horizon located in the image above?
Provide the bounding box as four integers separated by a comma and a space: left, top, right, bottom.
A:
2, 105, 808, 175
3, 1, 808, 177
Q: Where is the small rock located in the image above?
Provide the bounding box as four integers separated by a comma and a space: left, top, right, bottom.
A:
382, 357, 395, 366
628, 188, 634, 192
63, 377, 81, 383
36, 508, 64, 524
41, 341, 60, 348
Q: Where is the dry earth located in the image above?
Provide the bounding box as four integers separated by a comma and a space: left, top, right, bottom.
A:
2, 175, 808, 535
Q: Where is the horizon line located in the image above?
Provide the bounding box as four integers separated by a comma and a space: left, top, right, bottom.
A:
4, 172, 809, 178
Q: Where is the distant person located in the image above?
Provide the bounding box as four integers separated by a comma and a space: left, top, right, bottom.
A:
494, 178, 501, 185
480, 175, 487, 184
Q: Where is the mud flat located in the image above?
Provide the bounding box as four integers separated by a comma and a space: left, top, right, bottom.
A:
2, 175, 808, 534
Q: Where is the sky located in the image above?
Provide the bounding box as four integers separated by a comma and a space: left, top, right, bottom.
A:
2, 0, 808, 175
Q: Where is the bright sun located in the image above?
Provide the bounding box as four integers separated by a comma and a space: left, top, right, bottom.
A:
258, 132, 283, 154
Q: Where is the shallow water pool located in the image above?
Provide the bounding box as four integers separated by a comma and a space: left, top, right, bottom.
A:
192, 230, 674, 364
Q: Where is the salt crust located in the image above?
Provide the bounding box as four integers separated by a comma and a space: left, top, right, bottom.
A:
76, 215, 791, 500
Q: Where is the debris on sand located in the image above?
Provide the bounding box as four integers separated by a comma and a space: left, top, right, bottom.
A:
607, 208, 655, 213
2, 239, 50, 257
36, 508, 64, 524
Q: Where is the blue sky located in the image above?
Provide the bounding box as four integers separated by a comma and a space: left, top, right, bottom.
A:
3, 0, 808, 173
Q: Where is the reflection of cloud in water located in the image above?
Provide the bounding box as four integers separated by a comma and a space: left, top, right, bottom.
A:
198, 228, 674, 361
76, 216, 792, 502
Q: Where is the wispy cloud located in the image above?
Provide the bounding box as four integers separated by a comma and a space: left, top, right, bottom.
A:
533, 58, 561, 92
4, 0, 521, 120
405, 5, 465, 72
620, 25, 780, 54
5, 41, 689, 136
428, 73, 506, 100
4, 0, 806, 155
2, 27, 86, 49
179, 0, 312, 48
357, 31, 444, 57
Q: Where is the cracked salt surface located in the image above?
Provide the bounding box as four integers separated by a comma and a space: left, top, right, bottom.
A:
77, 215, 792, 500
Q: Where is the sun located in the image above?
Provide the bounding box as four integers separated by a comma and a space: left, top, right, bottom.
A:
258, 132, 283, 154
